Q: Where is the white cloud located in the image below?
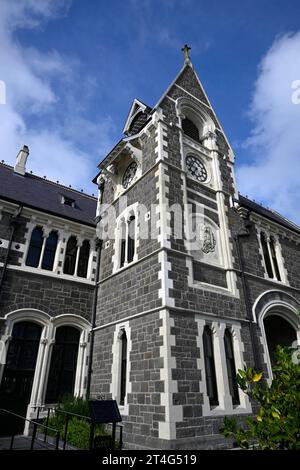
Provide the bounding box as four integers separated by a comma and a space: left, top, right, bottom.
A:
0, 0, 114, 194
237, 32, 300, 225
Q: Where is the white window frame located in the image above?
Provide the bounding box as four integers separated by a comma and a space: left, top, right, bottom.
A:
110, 321, 132, 415
258, 230, 287, 283
112, 203, 139, 273
196, 318, 251, 416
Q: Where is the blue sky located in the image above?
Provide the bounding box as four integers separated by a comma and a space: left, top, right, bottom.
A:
0, 0, 300, 223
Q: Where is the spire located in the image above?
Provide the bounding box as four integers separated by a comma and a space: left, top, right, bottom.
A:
181, 44, 191, 65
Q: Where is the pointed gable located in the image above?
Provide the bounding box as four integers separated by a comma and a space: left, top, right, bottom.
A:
175, 65, 210, 106
123, 98, 152, 136
154, 62, 234, 161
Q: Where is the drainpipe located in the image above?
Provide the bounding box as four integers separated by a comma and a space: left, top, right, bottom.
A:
0, 205, 23, 296
86, 179, 105, 399
233, 208, 260, 370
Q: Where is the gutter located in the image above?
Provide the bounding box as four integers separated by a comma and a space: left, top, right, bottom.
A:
0, 205, 23, 296
233, 216, 260, 370
86, 181, 105, 399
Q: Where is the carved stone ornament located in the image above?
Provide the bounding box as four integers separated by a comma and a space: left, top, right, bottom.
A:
201, 225, 216, 254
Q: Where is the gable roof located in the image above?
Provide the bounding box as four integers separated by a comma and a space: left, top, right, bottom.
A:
239, 194, 300, 235
0, 163, 97, 227
154, 62, 234, 159
123, 98, 152, 136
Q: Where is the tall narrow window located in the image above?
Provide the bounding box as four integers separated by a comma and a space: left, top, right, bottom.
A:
42, 231, 58, 271
45, 326, 80, 403
26, 227, 43, 267
182, 117, 200, 142
120, 329, 127, 406
120, 221, 126, 268
203, 326, 218, 406
269, 237, 281, 281
77, 240, 90, 278
224, 329, 240, 405
63, 236, 78, 275
127, 216, 135, 264
260, 232, 273, 278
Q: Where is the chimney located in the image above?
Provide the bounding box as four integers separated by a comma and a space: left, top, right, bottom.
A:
14, 145, 29, 175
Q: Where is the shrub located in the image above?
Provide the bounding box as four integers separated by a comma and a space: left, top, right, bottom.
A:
220, 346, 300, 449
44, 395, 106, 449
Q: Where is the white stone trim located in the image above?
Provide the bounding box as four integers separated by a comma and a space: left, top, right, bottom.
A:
185, 257, 239, 298
159, 309, 183, 440
0, 309, 91, 433
0, 200, 96, 236
158, 250, 175, 307
110, 320, 132, 415
256, 296, 300, 381
0, 263, 95, 285
257, 228, 288, 284
251, 212, 300, 244
213, 155, 238, 296
155, 163, 171, 249
112, 202, 139, 273
196, 317, 251, 416
19, 215, 96, 281
122, 98, 148, 135
174, 74, 235, 162
153, 107, 168, 164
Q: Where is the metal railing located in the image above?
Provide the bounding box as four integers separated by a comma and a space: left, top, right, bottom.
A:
35, 405, 123, 451
0, 408, 60, 450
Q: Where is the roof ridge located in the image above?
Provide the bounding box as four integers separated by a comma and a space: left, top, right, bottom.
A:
269, 208, 300, 231
0, 161, 96, 200
240, 194, 300, 233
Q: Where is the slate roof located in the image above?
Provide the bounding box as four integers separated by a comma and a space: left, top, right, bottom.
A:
1, 162, 298, 235
0, 163, 97, 227
239, 195, 300, 235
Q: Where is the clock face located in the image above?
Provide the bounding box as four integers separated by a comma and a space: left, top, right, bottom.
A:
122, 161, 137, 189
185, 155, 207, 182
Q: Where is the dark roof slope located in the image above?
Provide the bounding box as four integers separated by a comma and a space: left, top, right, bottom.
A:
0, 163, 97, 226
239, 195, 300, 235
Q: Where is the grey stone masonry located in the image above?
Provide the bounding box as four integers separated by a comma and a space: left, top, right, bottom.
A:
0, 268, 94, 319
90, 61, 300, 450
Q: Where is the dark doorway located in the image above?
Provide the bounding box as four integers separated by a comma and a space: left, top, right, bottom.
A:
264, 314, 297, 366
0, 321, 42, 436
45, 326, 80, 403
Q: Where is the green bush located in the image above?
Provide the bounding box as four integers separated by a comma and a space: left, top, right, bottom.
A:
44, 395, 106, 449
220, 346, 300, 449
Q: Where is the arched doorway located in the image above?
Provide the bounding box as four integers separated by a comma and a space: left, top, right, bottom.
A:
264, 314, 297, 366
45, 326, 80, 403
0, 321, 42, 436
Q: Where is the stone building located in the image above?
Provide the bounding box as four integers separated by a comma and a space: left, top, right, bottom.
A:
0, 49, 299, 449
0, 147, 97, 433
90, 50, 300, 449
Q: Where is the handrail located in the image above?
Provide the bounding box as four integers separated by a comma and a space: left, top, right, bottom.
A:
35, 405, 123, 450
0, 408, 60, 450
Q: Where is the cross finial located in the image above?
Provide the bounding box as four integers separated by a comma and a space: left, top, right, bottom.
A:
181, 44, 191, 63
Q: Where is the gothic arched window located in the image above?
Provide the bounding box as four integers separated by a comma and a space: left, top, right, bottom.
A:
127, 215, 135, 264
120, 221, 126, 268
182, 117, 200, 142
63, 236, 78, 275
203, 326, 218, 406
77, 240, 90, 278
260, 232, 282, 281
269, 236, 281, 281
224, 329, 240, 405
120, 329, 128, 406
260, 232, 273, 278
26, 227, 43, 267
45, 326, 80, 403
42, 231, 58, 271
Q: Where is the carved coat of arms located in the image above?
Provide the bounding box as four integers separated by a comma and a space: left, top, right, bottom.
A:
201, 226, 216, 254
